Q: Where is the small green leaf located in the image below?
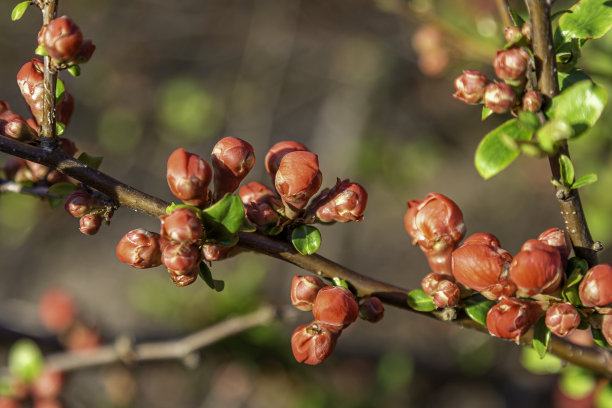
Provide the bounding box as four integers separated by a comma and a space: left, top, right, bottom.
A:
46, 182, 78, 209
264, 224, 283, 236
8, 339, 44, 382
559, 0, 612, 41
11, 1, 30, 21
77, 152, 103, 169
509, 7, 526, 27
520, 347, 563, 374
536, 118, 574, 154
291, 225, 322, 255
474, 119, 533, 179
332, 277, 349, 289
567, 257, 589, 276
406, 289, 436, 312
34, 44, 48, 56
518, 111, 540, 131
558, 69, 590, 91
592, 327, 611, 348
464, 294, 496, 326
67, 65, 80, 77
56, 122, 66, 136
165, 203, 201, 215
202, 194, 244, 235
559, 154, 575, 187
572, 173, 598, 189
239, 218, 257, 232
198, 262, 225, 292
55, 78, 65, 104
481, 106, 493, 121
532, 317, 551, 358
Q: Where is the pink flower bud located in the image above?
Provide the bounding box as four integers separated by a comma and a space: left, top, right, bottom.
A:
545, 303, 581, 337
504, 26, 522, 43
432, 280, 460, 308
405, 193, 466, 275
79, 214, 103, 235
311, 179, 368, 223
486, 297, 542, 344
452, 70, 490, 105
290, 275, 326, 311
38, 16, 83, 63
264, 141, 309, 183
421, 272, 446, 295
166, 148, 212, 206
201, 243, 231, 262
483, 82, 516, 113
451, 233, 514, 299
579, 263, 612, 307
160, 208, 203, 243
116, 229, 162, 269
291, 321, 340, 365
161, 242, 201, 275
538, 227, 572, 266
493, 47, 529, 81
64, 189, 93, 218
211, 137, 255, 199
16, 59, 44, 124
312, 286, 359, 328
38, 289, 75, 333
522, 90, 543, 113
602, 314, 612, 347
521, 23, 532, 41
509, 239, 564, 297
275, 151, 322, 218
239, 182, 282, 227
358, 297, 385, 323
169, 270, 198, 287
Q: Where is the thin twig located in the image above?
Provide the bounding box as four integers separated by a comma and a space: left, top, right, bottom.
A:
40, 0, 59, 147
0, 178, 65, 199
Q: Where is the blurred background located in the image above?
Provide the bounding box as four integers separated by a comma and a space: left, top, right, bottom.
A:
1, 0, 612, 406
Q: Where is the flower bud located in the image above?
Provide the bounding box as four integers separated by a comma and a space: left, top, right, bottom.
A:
116, 229, 162, 269
312, 286, 359, 328
265, 141, 309, 182
452, 70, 489, 105
166, 148, 212, 206
291, 321, 340, 365
0, 110, 37, 141
545, 303, 581, 337
275, 151, 322, 218
201, 243, 231, 262
578, 263, 612, 307
405, 193, 466, 275
38, 289, 75, 333
509, 239, 564, 297
538, 227, 572, 266
79, 214, 103, 235
432, 280, 460, 308
504, 26, 522, 43
522, 90, 543, 113
358, 297, 385, 323
16, 59, 44, 124
239, 182, 282, 227
421, 272, 446, 295
483, 82, 516, 114
169, 270, 198, 287
602, 314, 612, 347
32, 369, 64, 400
161, 242, 201, 275
38, 16, 83, 63
160, 208, 203, 243
493, 47, 529, 81
56, 91, 74, 126
521, 23, 532, 41
64, 189, 93, 218
72, 39, 96, 64
290, 275, 326, 311
211, 137, 255, 199
58, 137, 78, 156
311, 179, 368, 223
451, 233, 514, 299
486, 297, 542, 343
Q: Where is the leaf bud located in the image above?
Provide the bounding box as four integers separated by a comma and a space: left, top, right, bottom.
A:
522, 90, 543, 113
291, 321, 341, 365
211, 137, 255, 200
545, 303, 581, 337
493, 47, 530, 82
310, 179, 368, 223
79, 214, 103, 235
358, 297, 385, 323
264, 141, 309, 183
275, 151, 322, 218
452, 70, 489, 105
509, 239, 564, 297
38, 16, 83, 63
116, 229, 162, 269
538, 227, 572, 267
201, 243, 231, 262
161, 242, 201, 276
312, 286, 359, 329
160, 208, 203, 243
432, 280, 460, 308
290, 275, 326, 311
578, 263, 612, 307
483, 82, 516, 114
239, 182, 282, 227
64, 189, 94, 218
486, 297, 542, 344
16, 59, 44, 124
166, 148, 212, 206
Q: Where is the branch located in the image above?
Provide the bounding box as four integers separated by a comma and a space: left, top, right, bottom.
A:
0, 178, 65, 199
40, 0, 59, 146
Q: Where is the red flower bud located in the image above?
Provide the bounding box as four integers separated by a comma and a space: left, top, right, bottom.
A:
79, 214, 103, 235
432, 280, 460, 308
211, 137, 255, 199
169, 270, 198, 287
116, 229, 162, 269
509, 239, 564, 297
239, 182, 282, 227
161, 242, 201, 276
32, 369, 64, 400
160, 208, 203, 243
56, 92, 75, 126
64, 189, 93, 218
290, 275, 326, 311
311, 179, 368, 223
38, 288, 76, 333
38, 16, 83, 63
16, 59, 44, 124
545, 303, 581, 337
483, 82, 516, 114
421, 272, 446, 295
166, 148, 212, 206
358, 297, 385, 323
405, 193, 466, 275
493, 47, 529, 81
275, 151, 322, 218
265, 141, 309, 183
201, 243, 231, 262
602, 314, 612, 347
538, 227, 572, 266
522, 90, 543, 113
504, 26, 522, 43
579, 263, 612, 307
291, 321, 340, 365
72, 39, 96, 64
452, 70, 489, 104
451, 233, 514, 299
312, 286, 359, 328
486, 297, 542, 344
0, 110, 37, 141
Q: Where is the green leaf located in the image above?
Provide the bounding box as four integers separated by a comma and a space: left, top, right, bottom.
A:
592, 327, 611, 348
202, 194, 244, 235
264, 224, 283, 236
474, 119, 533, 179
198, 262, 225, 292
332, 277, 349, 289
8, 339, 44, 382
559, 0, 612, 41
518, 111, 540, 131
536, 118, 574, 153
559, 365, 597, 398
572, 173, 598, 189
532, 317, 551, 358
567, 257, 589, 276
34, 44, 48, 56
548, 80, 607, 138
56, 122, 66, 136
562, 258, 587, 305
239, 217, 257, 232
46, 182, 78, 209
67, 65, 80, 77
55, 78, 65, 104
406, 289, 436, 312
291, 225, 322, 255
481, 106, 493, 121
77, 152, 103, 169
559, 154, 575, 187
520, 347, 563, 374
558, 68, 590, 91
464, 295, 496, 326
11, 1, 30, 21
509, 7, 526, 27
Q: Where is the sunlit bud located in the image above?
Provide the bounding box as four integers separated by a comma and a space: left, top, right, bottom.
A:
0, 109, 37, 141
161, 242, 201, 276
160, 208, 203, 243
290, 275, 326, 311
312, 286, 359, 329
79, 214, 103, 235
38, 289, 76, 333
201, 243, 231, 262
116, 229, 162, 269
493, 47, 529, 81
504, 26, 522, 43
275, 151, 322, 218
432, 280, 460, 308
452, 70, 490, 105
166, 148, 212, 206
483, 82, 516, 113
486, 297, 542, 344
311, 179, 368, 223
291, 321, 341, 365
521, 23, 532, 41
538, 227, 572, 266
64, 189, 93, 218
509, 239, 564, 297
265, 141, 309, 183
239, 182, 282, 227
169, 270, 198, 287
16, 59, 45, 124
579, 263, 612, 307
522, 91, 543, 113
405, 193, 466, 275
358, 297, 385, 323
421, 272, 446, 295
38, 16, 83, 63
56, 92, 74, 126
211, 137, 255, 199
32, 369, 64, 400
545, 303, 581, 337
602, 314, 612, 347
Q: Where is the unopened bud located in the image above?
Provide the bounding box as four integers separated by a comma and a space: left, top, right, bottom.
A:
161, 242, 201, 275
201, 243, 231, 262
211, 137, 255, 199
290, 275, 326, 311
275, 151, 322, 218
578, 263, 612, 307
358, 297, 385, 323
16, 59, 44, 124
291, 321, 340, 365
64, 189, 93, 218
56, 92, 75, 126
452, 70, 489, 105
38, 16, 83, 63
265, 141, 309, 183
493, 47, 529, 81
79, 214, 103, 235
421, 272, 446, 295
504, 26, 522, 43
522, 91, 543, 113
312, 286, 359, 328
486, 297, 541, 344
545, 303, 581, 337
311, 179, 368, 223
483, 82, 516, 114
432, 280, 460, 308
538, 227, 572, 266
239, 182, 282, 227
169, 270, 198, 287
521, 23, 532, 41
166, 148, 212, 206
72, 39, 96, 64
160, 208, 203, 243
509, 239, 564, 297
116, 229, 162, 269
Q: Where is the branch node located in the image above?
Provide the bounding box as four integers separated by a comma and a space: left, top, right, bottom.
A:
593, 241, 604, 252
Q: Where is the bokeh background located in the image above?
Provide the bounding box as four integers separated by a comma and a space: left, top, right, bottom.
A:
1, 0, 612, 407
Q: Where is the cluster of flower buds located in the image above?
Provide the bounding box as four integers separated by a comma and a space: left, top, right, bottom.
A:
37, 16, 95, 67
63, 189, 106, 236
